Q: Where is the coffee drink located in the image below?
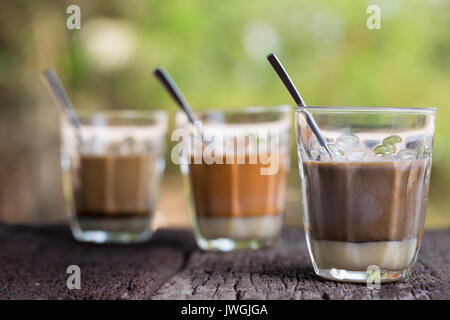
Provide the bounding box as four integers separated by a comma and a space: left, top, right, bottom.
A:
74, 154, 158, 232
177, 106, 291, 250
301, 159, 430, 271
189, 153, 286, 241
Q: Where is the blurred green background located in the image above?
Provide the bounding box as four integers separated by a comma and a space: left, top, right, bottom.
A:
0, 0, 449, 228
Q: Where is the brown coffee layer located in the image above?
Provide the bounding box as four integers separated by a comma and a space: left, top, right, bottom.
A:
189, 153, 286, 218
76, 210, 150, 217
302, 159, 429, 242
74, 154, 157, 215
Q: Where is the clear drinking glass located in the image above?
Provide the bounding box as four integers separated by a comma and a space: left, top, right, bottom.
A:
295, 106, 436, 282
176, 106, 291, 251
60, 110, 167, 243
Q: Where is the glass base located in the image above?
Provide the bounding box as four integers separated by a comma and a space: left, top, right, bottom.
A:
313, 266, 412, 283
72, 228, 152, 244
304, 232, 419, 283
196, 236, 277, 252
70, 217, 152, 244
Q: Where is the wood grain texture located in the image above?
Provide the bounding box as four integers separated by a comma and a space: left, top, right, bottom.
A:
0, 224, 195, 299
152, 228, 450, 300
0, 224, 448, 300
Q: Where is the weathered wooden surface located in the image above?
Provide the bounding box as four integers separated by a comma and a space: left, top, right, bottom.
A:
153, 228, 450, 300
0, 224, 448, 300
0, 224, 196, 299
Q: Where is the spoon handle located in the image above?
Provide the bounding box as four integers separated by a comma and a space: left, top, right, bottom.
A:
42, 70, 81, 130
153, 68, 199, 124
153, 68, 207, 142
41, 69, 84, 146
267, 54, 306, 107
266, 54, 332, 159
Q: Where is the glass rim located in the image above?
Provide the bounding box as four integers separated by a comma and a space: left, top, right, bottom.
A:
191, 105, 291, 116
74, 109, 168, 128
295, 106, 436, 114
76, 109, 167, 120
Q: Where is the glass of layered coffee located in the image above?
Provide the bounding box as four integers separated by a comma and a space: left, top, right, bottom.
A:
296, 106, 436, 282
176, 106, 290, 251
60, 110, 167, 243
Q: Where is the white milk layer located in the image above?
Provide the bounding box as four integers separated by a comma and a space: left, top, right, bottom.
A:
309, 238, 418, 271
197, 215, 283, 241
